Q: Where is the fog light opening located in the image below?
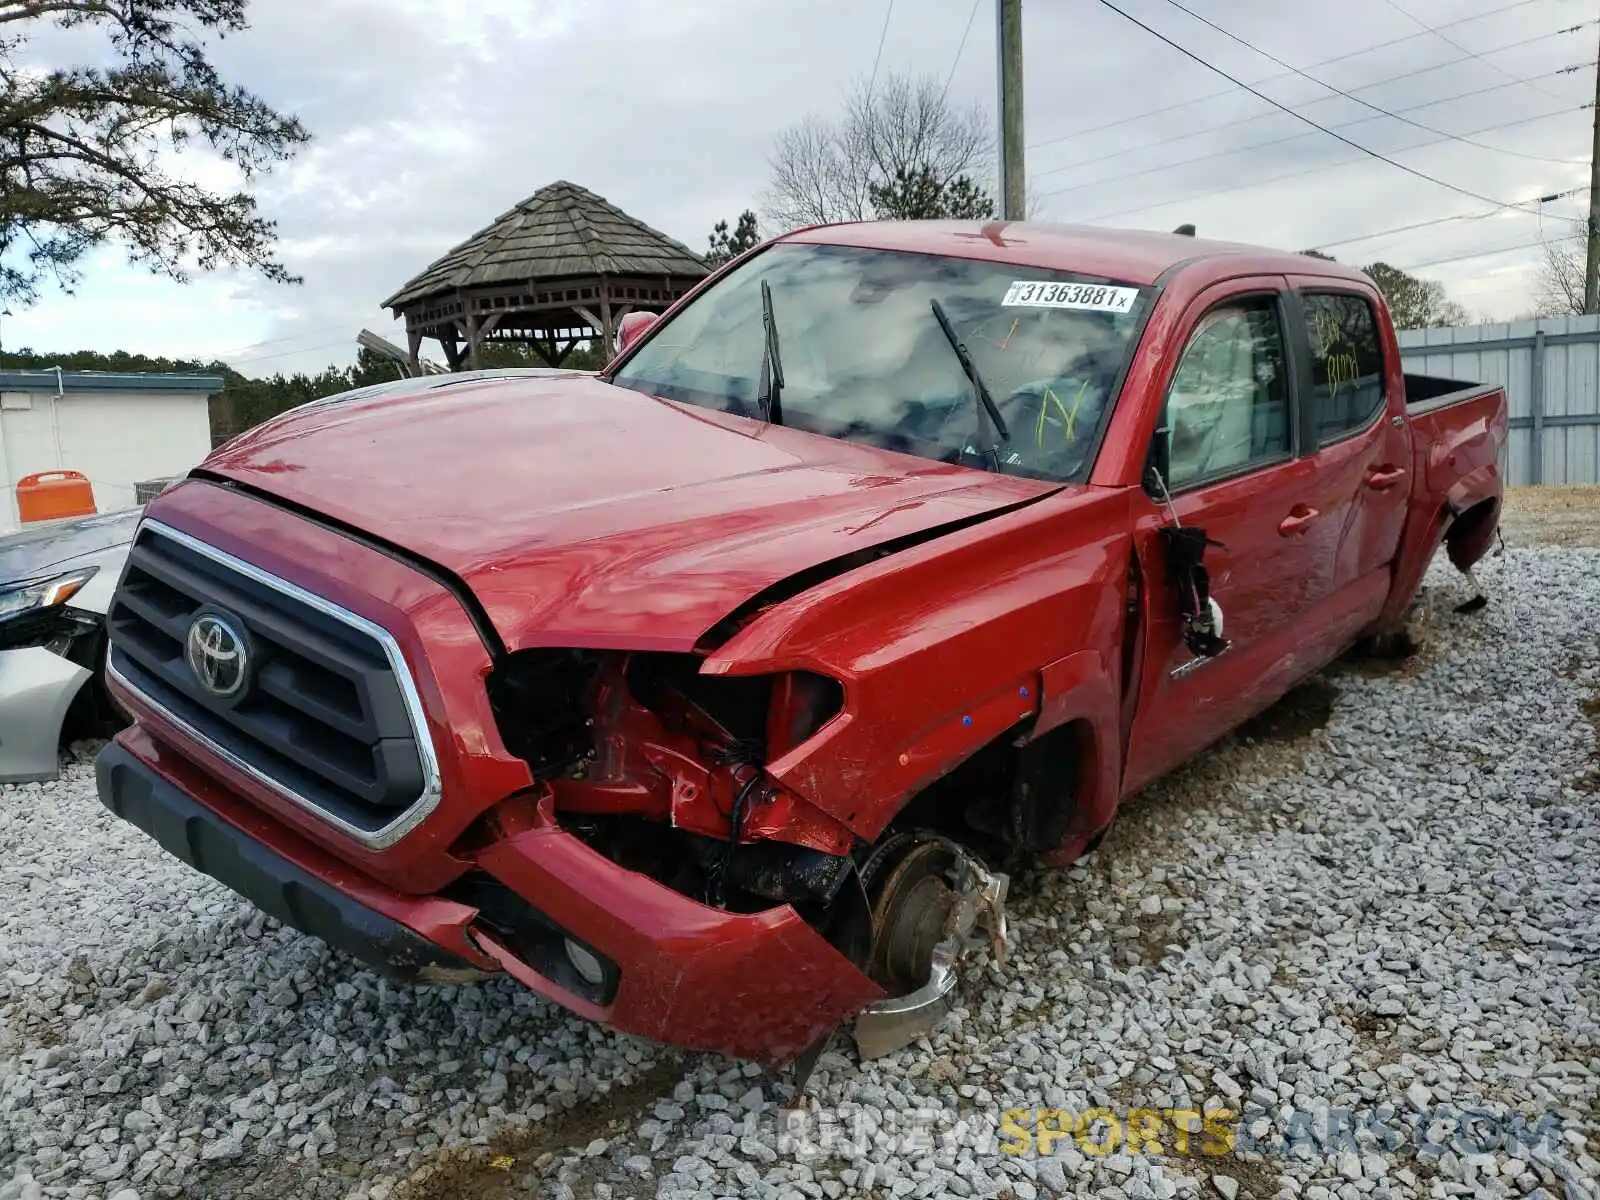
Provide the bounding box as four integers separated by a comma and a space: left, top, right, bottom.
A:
564, 938, 606, 987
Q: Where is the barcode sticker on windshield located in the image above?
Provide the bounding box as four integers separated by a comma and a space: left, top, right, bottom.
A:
1002, 281, 1140, 313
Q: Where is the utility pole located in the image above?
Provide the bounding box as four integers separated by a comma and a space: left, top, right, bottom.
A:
1586, 21, 1600, 312
996, 0, 1025, 220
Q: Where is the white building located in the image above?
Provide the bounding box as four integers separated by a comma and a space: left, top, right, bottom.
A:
0, 370, 221, 532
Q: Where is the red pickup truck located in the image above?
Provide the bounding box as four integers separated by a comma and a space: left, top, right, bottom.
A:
96, 222, 1507, 1066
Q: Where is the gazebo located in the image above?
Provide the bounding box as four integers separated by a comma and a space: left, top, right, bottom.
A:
383, 181, 710, 372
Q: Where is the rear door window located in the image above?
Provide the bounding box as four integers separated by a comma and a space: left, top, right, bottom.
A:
1299, 292, 1386, 443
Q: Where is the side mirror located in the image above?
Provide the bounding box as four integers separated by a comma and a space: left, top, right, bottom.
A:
616, 311, 659, 354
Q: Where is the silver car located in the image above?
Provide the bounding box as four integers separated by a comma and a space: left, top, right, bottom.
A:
0, 509, 138, 783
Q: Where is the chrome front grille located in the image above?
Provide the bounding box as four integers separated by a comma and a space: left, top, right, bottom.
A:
106, 520, 441, 848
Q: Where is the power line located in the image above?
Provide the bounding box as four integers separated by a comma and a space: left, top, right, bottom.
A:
1309, 187, 1590, 254
1072, 103, 1589, 225
1037, 67, 1580, 201
940, 0, 983, 104
216, 328, 357, 357
1380, 0, 1574, 105
1394, 239, 1550, 271
1027, 0, 1555, 152
1151, 0, 1585, 165
1034, 24, 1594, 184
1088, 0, 1545, 213
865, 0, 896, 100
1448, 278, 1545, 299
229, 337, 357, 368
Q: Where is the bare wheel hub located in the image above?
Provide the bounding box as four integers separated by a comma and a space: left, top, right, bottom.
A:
868, 841, 959, 992
853, 834, 1008, 1060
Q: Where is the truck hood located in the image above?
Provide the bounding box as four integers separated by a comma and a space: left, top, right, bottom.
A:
202, 374, 1058, 652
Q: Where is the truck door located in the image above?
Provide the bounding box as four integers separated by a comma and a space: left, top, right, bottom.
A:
1122, 279, 1337, 794
1284, 280, 1412, 604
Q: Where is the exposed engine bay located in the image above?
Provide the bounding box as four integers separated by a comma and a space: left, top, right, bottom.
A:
484, 647, 1014, 1057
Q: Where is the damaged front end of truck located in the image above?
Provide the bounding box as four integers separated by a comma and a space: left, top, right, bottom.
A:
96, 344, 1128, 1070
476, 636, 1013, 1066
99, 482, 1056, 1070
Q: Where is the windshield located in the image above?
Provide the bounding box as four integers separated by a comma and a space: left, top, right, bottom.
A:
607, 242, 1150, 482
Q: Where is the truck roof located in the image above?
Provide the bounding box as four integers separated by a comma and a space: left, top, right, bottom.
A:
784, 220, 1369, 288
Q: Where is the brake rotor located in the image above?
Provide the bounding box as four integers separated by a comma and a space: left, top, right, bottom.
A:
852, 833, 1009, 1059
864, 838, 962, 994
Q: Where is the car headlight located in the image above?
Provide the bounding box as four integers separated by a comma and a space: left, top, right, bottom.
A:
0, 567, 99, 625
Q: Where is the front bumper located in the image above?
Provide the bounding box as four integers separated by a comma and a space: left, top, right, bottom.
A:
98, 727, 882, 1062
97, 740, 485, 982
0, 646, 90, 783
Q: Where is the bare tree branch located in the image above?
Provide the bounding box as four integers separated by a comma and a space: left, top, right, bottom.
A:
764, 70, 994, 232
0, 2, 121, 26
1534, 237, 1585, 317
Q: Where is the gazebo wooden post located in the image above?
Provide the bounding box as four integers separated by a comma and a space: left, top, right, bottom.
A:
439, 334, 466, 371
572, 304, 604, 356
600, 280, 615, 356
464, 309, 483, 371
405, 327, 424, 377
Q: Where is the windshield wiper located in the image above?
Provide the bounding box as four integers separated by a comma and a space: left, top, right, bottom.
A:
930, 297, 1009, 468
758, 278, 785, 426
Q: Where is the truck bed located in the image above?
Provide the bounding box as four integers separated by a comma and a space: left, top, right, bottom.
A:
1404, 372, 1502, 415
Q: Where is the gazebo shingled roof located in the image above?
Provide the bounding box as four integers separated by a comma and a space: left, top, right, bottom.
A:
383, 180, 709, 371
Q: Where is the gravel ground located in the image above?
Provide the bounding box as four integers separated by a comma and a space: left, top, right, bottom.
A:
3, 544, 1598, 1200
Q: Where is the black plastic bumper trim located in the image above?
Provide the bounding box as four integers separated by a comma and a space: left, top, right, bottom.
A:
96, 742, 475, 981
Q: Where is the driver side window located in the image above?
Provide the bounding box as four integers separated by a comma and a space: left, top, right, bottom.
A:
1162, 296, 1291, 490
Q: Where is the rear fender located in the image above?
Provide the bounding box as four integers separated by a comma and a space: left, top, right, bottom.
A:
1375, 386, 1506, 631
1419, 399, 1507, 497
1452, 489, 1497, 579
1377, 458, 1502, 631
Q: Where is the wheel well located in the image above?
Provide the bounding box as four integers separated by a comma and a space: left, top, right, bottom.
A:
1445, 496, 1499, 573
887, 717, 1092, 866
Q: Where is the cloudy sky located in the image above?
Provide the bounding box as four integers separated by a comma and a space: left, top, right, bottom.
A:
6, 0, 1595, 375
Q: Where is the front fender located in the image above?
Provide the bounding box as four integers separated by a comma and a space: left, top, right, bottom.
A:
702, 488, 1135, 840
1034, 648, 1122, 863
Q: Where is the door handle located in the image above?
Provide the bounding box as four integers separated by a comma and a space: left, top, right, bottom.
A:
1277, 505, 1319, 536
1366, 464, 1408, 491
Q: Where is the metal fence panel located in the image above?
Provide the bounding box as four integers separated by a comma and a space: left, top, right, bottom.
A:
1398, 314, 1600, 485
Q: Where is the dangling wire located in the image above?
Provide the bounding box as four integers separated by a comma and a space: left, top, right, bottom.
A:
1147, 445, 1183, 528
706, 738, 766, 907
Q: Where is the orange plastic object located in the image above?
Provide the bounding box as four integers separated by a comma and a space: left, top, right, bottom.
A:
16, 469, 96, 524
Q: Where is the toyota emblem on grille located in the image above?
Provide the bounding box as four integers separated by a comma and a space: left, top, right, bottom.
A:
185, 612, 249, 698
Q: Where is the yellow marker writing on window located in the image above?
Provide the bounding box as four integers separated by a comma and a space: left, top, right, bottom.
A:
1038, 381, 1091, 448
1065, 379, 1089, 440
